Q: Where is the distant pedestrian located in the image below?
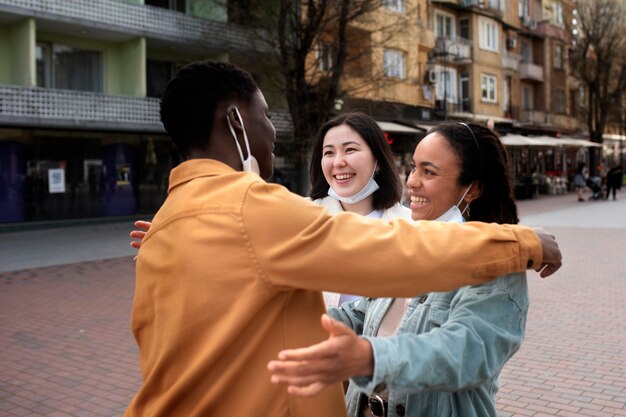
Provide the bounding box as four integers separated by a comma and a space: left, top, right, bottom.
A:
605, 165, 623, 200
573, 161, 587, 202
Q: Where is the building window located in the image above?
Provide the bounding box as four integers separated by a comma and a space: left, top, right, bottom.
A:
554, 88, 566, 113
459, 18, 470, 40
436, 12, 454, 38
553, 1, 564, 26
519, 0, 530, 18
481, 74, 497, 102
36, 42, 103, 93
383, 0, 404, 13
147, 59, 186, 98
579, 86, 586, 108
478, 17, 498, 52
522, 86, 533, 110
145, 0, 185, 12
488, 0, 503, 11
383, 49, 406, 79
317, 41, 335, 72
554, 44, 563, 69
433, 66, 458, 103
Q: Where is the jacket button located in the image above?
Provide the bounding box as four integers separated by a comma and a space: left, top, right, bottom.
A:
396, 404, 406, 416
527, 259, 533, 268
418, 295, 428, 303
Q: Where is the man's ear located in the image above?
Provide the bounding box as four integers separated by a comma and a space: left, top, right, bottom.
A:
226, 106, 243, 131
465, 181, 483, 203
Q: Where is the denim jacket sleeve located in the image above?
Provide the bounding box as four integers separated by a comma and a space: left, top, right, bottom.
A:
351, 272, 528, 394
327, 296, 370, 336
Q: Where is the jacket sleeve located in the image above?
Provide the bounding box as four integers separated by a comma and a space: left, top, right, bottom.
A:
327, 298, 370, 335
243, 181, 541, 297
352, 273, 528, 393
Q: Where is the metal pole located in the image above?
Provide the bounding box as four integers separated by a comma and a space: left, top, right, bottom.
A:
443, 39, 448, 121
619, 99, 626, 167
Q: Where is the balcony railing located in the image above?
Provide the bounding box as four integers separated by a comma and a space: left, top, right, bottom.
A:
434, 37, 473, 63
503, 52, 521, 71
461, 0, 504, 16
0, 0, 268, 53
519, 109, 546, 124
0, 85, 292, 135
519, 62, 544, 82
0, 85, 163, 132
435, 98, 472, 114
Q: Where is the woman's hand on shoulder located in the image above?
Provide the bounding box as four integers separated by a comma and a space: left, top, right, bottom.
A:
130, 221, 152, 256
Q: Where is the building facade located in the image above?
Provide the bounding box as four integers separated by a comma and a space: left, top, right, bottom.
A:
1, 0, 608, 224
0, 0, 293, 224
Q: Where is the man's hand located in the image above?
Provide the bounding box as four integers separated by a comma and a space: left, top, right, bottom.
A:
267, 314, 373, 397
533, 227, 562, 277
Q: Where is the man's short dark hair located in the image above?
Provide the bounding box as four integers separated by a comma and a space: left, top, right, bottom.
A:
160, 60, 259, 157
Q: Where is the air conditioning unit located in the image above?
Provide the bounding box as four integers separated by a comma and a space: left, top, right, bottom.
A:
506, 38, 517, 49
427, 69, 437, 83
521, 15, 537, 29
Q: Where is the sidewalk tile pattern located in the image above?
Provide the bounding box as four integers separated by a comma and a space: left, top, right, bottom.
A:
1, 192, 626, 416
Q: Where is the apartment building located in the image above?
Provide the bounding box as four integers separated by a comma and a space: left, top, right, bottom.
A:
0, 0, 292, 224
426, 0, 578, 133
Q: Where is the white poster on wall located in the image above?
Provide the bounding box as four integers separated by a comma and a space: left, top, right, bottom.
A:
48, 168, 66, 193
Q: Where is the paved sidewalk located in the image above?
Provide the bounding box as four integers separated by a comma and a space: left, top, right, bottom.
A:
0, 191, 625, 417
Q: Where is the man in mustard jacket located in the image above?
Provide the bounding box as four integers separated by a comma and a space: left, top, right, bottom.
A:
124, 60, 561, 417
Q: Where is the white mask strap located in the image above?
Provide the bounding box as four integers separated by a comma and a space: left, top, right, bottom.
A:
226, 108, 252, 162
457, 184, 473, 216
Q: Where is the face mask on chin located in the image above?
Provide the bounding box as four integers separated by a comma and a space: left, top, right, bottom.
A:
328, 162, 380, 205
227, 107, 260, 175
434, 184, 473, 223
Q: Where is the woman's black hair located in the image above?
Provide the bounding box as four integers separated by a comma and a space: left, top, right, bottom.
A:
160, 60, 259, 158
309, 111, 402, 210
430, 122, 519, 224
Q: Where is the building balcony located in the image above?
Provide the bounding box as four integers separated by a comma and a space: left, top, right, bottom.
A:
519, 62, 544, 82
503, 52, 521, 71
435, 97, 472, 115
0, 0, 268, 55
434, 37, 473, 64
519, 109, 546, 124
459, 0, 504, 17
0, 85, 292, 135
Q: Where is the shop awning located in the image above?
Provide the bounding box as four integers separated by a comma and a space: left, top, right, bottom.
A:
499, 134, 602, 148
499, 134, 553, 147
376, 121, 423, 134
552, 137, 603, 148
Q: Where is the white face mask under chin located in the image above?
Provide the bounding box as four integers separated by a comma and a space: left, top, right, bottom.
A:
328, 163, 380, 205
435, 184, 473, 223
227, 108, 260, 175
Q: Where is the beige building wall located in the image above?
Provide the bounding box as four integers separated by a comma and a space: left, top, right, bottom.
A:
337, 0, 435, 109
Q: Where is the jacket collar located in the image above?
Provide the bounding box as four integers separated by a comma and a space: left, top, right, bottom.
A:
168, 159, 237, 193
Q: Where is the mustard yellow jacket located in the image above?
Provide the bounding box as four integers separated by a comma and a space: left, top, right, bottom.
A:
125, 159, 541, 417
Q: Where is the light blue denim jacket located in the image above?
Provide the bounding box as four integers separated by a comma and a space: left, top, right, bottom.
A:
329, 272, 528, 417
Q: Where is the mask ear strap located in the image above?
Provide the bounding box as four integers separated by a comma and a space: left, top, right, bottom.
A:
227, 112, 246, 162
458, 184, 473, 216
371, 162, 378, 179
234, 108, 252, 160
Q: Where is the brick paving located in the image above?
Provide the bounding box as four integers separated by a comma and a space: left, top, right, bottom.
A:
0, 258, 140, 417
1, 191, 625, 416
